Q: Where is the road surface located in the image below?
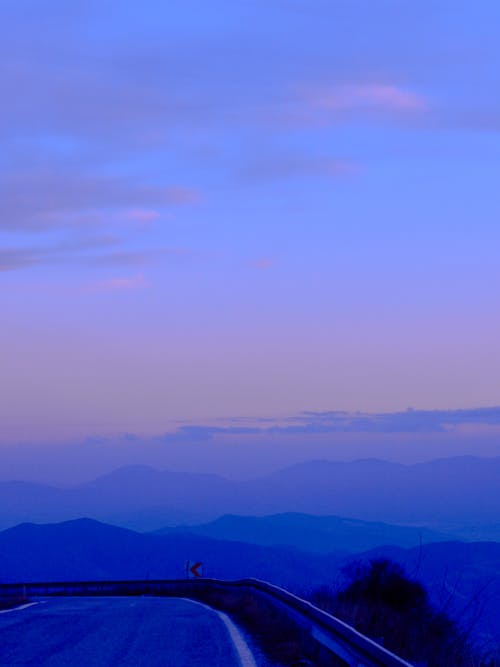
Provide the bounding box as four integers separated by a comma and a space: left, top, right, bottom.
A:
0, 597, 259, 666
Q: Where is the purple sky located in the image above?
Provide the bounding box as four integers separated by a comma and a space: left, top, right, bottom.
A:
1, 1, 500, 457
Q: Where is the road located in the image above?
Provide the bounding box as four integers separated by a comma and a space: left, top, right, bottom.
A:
0, 597, 259, 666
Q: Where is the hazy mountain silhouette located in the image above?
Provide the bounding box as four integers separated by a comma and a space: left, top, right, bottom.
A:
0, 518, 332, 589
156, 513, 452, 553
1, 457, 499, 538
0, 466, 233, 530
253, 457, 500, 532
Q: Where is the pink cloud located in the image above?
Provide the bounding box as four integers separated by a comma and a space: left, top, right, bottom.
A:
300, 83, 428, 114
125, 209, 162, 226
0, 167, 201, 233
165, 187, 202, 204
248, 258, 275, 270
239, 155, 360, 183
0, 235, 121, 273
87, 273, 150, 292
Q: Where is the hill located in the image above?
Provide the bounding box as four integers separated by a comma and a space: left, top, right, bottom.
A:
0, 518, 498, 648
0, 457, 499, 539
0, 518, 332, 590
156, 512, 452, 553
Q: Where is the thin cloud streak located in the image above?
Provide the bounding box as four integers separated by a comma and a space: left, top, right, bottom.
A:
86, 273, 150, 292
0, 236, 119, 273
154, 407, 500, 442
0, 237, 190, 273
238, 154, 359, 183
301, 83, 428, 113
247, 258, 275, 270
0, 169, 200, 232
125, 209, 162, 226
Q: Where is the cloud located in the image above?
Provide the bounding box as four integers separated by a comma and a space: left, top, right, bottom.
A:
0, 235, 119, 273
86, 273, 149, 292
247, 258, 275, 270
301, 83, 428, 113
255, 82, 430, 131
0, 236, 189, 274
238, 154, 359, 183
125, 209, 162, 226
159, 424, 261, 444
284, 407, 500, 434
0, 249, 38, 273
163, 187, 201, 205
0, 168, 200, 232
154, 407, 500, 443
89, 247, 188, 269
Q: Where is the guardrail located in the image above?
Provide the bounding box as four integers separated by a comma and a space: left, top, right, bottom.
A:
0, 578, 414, 667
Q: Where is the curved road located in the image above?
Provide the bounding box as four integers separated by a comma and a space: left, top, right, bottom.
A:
0, 597, 259, 666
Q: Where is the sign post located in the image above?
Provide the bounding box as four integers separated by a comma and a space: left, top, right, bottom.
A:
186, 561, 203, 578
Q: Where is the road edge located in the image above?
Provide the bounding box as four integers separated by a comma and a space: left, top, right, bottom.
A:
178, 597, 258, 667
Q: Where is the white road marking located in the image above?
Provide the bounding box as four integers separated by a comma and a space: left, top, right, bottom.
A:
0, 602, 39, 615
179, 598, 258, 667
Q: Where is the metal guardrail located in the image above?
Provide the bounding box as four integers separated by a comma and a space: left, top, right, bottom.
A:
0, 578, 414, 667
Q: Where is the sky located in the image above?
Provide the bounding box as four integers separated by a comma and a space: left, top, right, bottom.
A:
1, 0, 500, 461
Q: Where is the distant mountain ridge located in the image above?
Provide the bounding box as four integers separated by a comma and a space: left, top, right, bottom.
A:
156, 512, 453, 553
0, 518, 331, 590
1, 457, 499, 538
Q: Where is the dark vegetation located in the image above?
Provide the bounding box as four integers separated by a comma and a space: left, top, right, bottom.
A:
309, 558, 500, 667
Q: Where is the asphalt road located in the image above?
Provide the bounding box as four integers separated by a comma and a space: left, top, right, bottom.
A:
0, 597, 259, 666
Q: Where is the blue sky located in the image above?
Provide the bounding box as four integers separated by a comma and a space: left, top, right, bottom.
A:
1, 0, 500, 446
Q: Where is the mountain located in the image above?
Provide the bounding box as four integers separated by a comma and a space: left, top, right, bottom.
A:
252, 457, 500, 533
70, 466, 235, 529
0, 481, 68, 526
0, 518, 498, 648
1, 457, 499, 537
0, 466, 235, 531
0, 518, 333, 590
156, 513, 452, 554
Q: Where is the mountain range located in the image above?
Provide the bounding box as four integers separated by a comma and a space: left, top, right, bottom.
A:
1, 457, 499, 538
0, 518, 331, 590
156, 512, 452, 553
0, 518, 498, 648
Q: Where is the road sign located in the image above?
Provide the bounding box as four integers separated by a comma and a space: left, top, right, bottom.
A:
186, 561, 203, 578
